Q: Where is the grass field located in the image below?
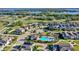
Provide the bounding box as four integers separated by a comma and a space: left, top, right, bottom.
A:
0, 21, 4, 30
3, 46, 12, 51
24, 19, 50, 24
73, 45, 79, 51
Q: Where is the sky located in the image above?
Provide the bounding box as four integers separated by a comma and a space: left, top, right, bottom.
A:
0, 0, 79, 8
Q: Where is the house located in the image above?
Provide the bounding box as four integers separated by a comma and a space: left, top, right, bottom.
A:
19, 28, 25, 33
21, 26, 29, 31
14, 29, 22, 35
21, 42, 32, 51
46, 44, 61, 51
18, 39, 25, 44
12, 42, 32, 51
53, 45, 61, 51
14, 28, 25, 35
58, 33, 64, 39
28, 35, 36, 40
12, 45, 22, 51
47, 22, 77, 31
6, 37, 13, 45
0, 39, 6, 46
61, 32, 79, 39
46, 45, 53, 51
54, 42, 74, 51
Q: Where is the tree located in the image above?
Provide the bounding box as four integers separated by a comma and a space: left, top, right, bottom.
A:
11, 20, 23, 27
33, 46, 38, 51
16, 21, 23, 26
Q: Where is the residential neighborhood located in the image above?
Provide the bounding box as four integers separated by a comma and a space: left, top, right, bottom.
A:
0, 8, 79, 51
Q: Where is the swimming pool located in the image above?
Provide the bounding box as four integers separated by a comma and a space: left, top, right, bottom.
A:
39, 36, 54, 41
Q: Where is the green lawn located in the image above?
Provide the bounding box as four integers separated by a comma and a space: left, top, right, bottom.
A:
0, 21, 4, 30
73, 45, 79, 51
3, 46, 12, 51
23, 19, 50, 24
73, 40, 79, 44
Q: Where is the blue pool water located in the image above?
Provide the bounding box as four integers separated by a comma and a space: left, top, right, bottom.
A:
39, 36, 54, 41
